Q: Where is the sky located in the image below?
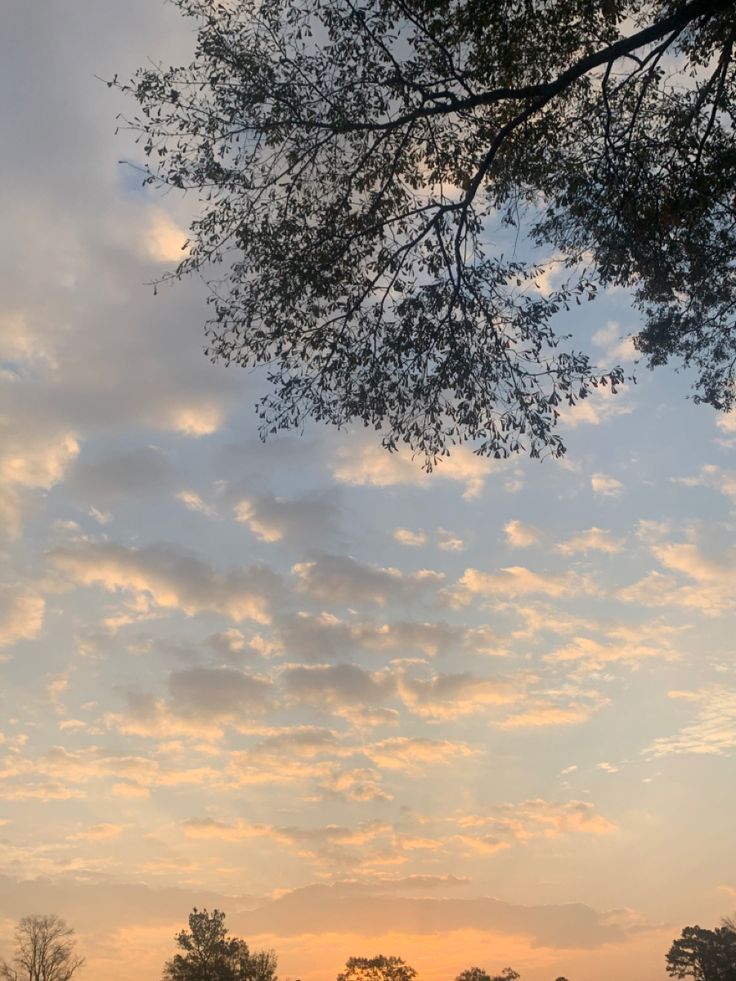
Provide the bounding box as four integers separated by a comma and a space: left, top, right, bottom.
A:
1, 2, 736, 980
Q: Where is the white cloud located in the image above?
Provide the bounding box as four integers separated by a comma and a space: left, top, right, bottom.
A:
0, 423, 79, 537
436, 528, 465, 552
647, 688, 736, 757
162, 402, 224, 437
332, 442, 492, 499
176, 490, 218, 518
556, 527, 623, 555
48, 541, 281, 623
0, 589, 45, 650
235, 493, 335, 543
451, 566, 595, 605
292, 554, 443, 606
671, 464, 736, 500
504, 520, 542, 548
591, 472, 624, 497
592, 321, 637, 361
394, 528, 427, 547
144, 209, 188, 263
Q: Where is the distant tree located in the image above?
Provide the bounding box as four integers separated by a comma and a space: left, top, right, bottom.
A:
163, 908, 277, 981
665, 923, 736, 980
122, 0, 736, 464
337, 956, 417, 981
456, 968, 519, 981
0, 914, 85, 981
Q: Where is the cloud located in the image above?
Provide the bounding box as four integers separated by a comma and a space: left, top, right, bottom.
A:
168, 667, 273, 720
276, 612, 500, 662
48, 541, 281, 623
436, 529, 465, 552
66, 447, 174, 503
0, 588, 45, 650
450, 566, 594, 605
0, 423, 79, 537
396, 670, 523, 720
175, 490, 218, 518
282, 663, 394, 708
332, 443, 492, 499
234, 492, 336, 543
620, 537, 736, 615
671, 464, 736, 501
394, 528, 427, 547
362, 737, 476, 771
646, 687, 736, 757
0, 743, 220, 801
496, 696, 606, 729
556, 527, 623, 555
235, 880, 630, 949
591, 473, 624, 497
504, 520, 542, 548
67, 823, 125, 841
292, 554, 443, 606
144, 209, 188, 263
592, 321, 638, 361
162, 402, 225, 437
560, 388, 633, 429
455, 799, 616, 853
546, 634, 674, 669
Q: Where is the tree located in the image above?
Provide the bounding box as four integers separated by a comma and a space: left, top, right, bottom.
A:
122, 0, 736, 463
162, 908, 277, 981
336, 956, 417, 981
0, 914, 85, 981
665, 923, 736, 980
455, 968, 520, 981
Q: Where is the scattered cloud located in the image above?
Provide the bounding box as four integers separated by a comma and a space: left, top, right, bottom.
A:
591, 473, 624, 497
394, 528, 427, 547
292, 554, 443, 606
0, 588, 44, 650
235, 492, 336, 544
450, 566, 595, 605
557, 527, 623, 555
436, 528, 465, 552
48, 541, 281, 623
647, 687, 736, 757
504, 520, 542, 548
332, 443, 492, 499
176, 490, 218, 518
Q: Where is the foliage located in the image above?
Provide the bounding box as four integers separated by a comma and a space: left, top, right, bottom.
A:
0, 914, 85, 981
120, 0, 736, 463
665, 923, 736, 980
455, 968, 519, 981
162, 908, 277, 981
337, 955, 417, 981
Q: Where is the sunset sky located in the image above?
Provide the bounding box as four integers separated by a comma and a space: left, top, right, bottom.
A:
1, 3, 736, 980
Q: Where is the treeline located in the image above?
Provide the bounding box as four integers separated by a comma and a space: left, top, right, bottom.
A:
2, 906, 736, 980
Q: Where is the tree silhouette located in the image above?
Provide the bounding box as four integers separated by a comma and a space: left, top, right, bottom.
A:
455, 968, 520, 981
122, 0, 736, 463
163, 908, 277, 981
336, 956, 417, 981
665, 923, 736, 980
0, 914, 85, 981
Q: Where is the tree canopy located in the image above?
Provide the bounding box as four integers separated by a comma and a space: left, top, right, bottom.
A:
455, 968, 520, 981
336, 955, 417, 981
665, 923, 736, 980
0, 915, 85, 981
162, 908, 278, 981
124, 0, 736, 463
